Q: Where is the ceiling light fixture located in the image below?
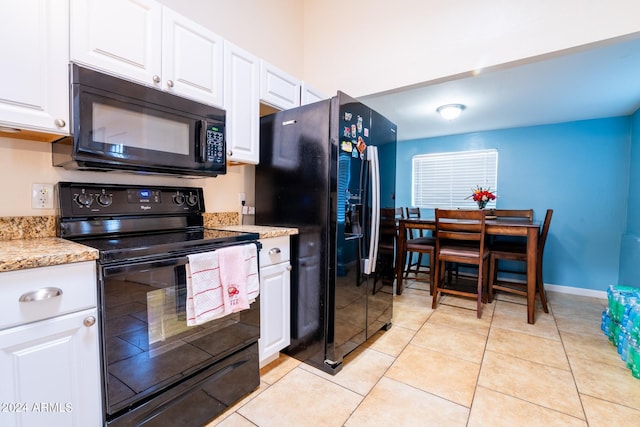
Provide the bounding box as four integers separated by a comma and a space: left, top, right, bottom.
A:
436, 104, 466, 120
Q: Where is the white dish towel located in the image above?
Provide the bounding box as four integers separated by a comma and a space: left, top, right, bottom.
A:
186, 243, 259, 326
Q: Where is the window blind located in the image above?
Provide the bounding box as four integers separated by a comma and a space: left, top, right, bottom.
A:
412, 149, 498, 209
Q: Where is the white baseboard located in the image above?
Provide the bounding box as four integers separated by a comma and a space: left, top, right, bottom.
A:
544, 283, 607, 300
427, 270, 609, 300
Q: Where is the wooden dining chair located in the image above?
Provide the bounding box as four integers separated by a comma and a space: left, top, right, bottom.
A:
400, 215, 436, 293
432, 209, 489, 318
403, 207, 433, 279
487, 209, 553, 313
373, 207, 403, 292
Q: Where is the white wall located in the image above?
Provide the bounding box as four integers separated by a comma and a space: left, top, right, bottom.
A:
302, 0, 640, 97
0, 137, 252, 217
5, 0, 640, 217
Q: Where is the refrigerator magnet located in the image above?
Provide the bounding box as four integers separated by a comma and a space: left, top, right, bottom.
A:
341, 140, 352, 153
344, 126, 351, 137
357, 116, 363, 133
352, 147, 358, 158
344, 112, 352, 121
356, 136, 367, 154
351, 124, 356, 136
364, 128, 369, 137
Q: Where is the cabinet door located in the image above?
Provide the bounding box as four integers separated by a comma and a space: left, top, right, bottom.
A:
70, 0, 162, 87
0, 308, 102, 427
162, 8, 224, 107
301, 82, 327, 105
260, 60, 301, 110
259, 262, 291, 365
0, 0, 69, 134
224, 41, 260, 164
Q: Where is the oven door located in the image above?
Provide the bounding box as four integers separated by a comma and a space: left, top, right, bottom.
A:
100, 254, 260, 421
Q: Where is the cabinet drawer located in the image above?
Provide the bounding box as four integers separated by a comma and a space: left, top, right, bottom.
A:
260, 236, 290, 268
0, 261, 97, 330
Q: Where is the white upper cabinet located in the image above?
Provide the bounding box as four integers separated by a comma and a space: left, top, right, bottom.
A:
70, 0, 162, 87
161, 8, 224, 107
0, 0, 69, 135
260, 60, 301, 111
224, 41, 260, 164
70, 0, 224, 107
301, 82, 327, 105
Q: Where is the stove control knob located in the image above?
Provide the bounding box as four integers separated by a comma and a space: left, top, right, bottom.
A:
76, 192, 93, 207
173, 193, 185, 206
97, 193, 113, 207
186, 194, 198, 206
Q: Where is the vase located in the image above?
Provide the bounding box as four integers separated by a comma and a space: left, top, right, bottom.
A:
477, 200, 488, 209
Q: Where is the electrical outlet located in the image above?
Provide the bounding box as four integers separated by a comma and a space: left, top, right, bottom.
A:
32, 183, 54, 209
238, 192, 246, 205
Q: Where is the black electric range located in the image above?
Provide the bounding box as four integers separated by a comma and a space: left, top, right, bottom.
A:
57, 182, 261, 426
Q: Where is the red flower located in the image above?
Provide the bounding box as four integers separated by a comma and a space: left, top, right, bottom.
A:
467, 187, 496, 202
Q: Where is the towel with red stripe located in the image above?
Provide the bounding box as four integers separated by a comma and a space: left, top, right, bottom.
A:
186, 243, 259, 326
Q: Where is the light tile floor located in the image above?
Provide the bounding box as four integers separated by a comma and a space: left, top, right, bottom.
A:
207, 280, 640, 426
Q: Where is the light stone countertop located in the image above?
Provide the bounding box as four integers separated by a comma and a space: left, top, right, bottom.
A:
0, 238, 99, 273
0, 214, 296, 273
212, 225, 298, 239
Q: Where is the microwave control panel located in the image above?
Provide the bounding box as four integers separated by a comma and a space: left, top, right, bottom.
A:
206, 125, 225, 164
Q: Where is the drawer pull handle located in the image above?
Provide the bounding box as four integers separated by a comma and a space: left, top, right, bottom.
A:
84, 316, 96, 327
19, 287, 63, 302
268, 248, 281, 255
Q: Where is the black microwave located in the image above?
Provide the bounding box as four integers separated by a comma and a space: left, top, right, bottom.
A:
53, 64, 226, 177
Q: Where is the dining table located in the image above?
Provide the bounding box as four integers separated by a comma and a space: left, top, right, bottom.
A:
395, 217, 541, 324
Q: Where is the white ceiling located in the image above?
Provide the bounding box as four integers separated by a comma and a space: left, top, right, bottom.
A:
361, 34, 640, 142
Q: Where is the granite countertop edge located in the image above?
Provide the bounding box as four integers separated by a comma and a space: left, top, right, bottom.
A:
212, 225, 299, 239
0, 238, 99, 273
0, 225, 297, 273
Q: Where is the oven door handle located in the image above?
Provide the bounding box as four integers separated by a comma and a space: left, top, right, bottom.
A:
102, 257, 189, 277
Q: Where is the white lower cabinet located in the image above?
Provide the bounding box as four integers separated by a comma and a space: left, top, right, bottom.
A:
258, 236, 291, 367
0, 261, 101, 427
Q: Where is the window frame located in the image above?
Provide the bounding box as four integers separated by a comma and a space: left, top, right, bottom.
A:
411, 149, 498, 209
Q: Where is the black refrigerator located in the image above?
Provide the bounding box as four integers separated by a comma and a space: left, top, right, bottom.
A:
255, 91, 397, 374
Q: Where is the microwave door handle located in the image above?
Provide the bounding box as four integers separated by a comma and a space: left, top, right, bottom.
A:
197, 119, 207, 163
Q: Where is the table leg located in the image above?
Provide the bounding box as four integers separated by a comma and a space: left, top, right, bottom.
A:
396, 222, 406, 295
526, 227, 538, 324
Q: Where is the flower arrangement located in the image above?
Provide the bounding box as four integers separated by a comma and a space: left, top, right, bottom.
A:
466, 186, 496, 209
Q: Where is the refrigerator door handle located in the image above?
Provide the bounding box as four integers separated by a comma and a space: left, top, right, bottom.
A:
363, 146, 380, 275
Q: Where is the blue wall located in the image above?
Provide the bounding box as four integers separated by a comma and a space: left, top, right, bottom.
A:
396, 117, 632, 291
620, 110, 640, 286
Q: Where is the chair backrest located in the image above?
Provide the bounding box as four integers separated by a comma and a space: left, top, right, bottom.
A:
435, 209, 487, 246
494, 209, 534, 221
379, 208, 402, 248
405, 207, 423, 238
538, 209, 553, 260
405, 207, 420, 219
